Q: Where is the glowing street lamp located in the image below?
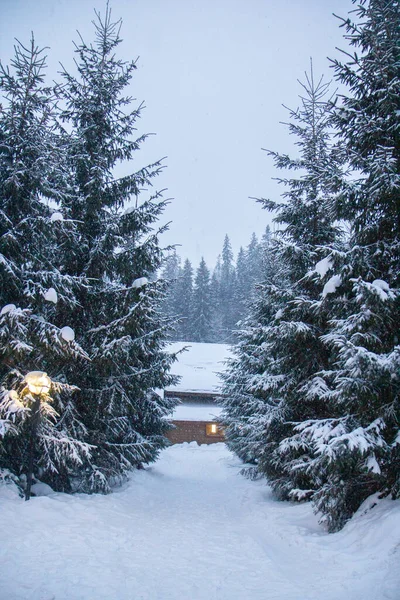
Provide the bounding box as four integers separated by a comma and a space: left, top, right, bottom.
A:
24, 371, 51, 396
23, 371, 52, 501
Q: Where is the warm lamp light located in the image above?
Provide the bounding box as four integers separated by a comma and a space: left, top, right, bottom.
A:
24, 371, 51, 395
210, 423, 217, 434
22, 372, 52, 501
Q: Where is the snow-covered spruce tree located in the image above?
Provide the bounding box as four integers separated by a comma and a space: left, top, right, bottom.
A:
260, 226, 275, 278
232, 246, 248, 327
57, 8, 178, 492
288, 0, 400, 531
254, 69, 345, 501
160, 250, 182, 339
174, 258, 194, 341
245, 233, 263, 290
0, 37, 93, 492
222, 67, 345, 493
220, 240, 288, 466
219, 235, 237, 341
160, 251, 181, 318
232, 233, 265, 328
209, 255, 224, 342
254, 68, 345, 502
191, 257, 213, 342
232, 235, 262, 329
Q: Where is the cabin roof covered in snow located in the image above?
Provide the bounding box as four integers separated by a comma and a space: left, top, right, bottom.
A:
166, 342, 232, 394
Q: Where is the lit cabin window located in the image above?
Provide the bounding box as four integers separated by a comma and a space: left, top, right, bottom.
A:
206, 423, 219, 436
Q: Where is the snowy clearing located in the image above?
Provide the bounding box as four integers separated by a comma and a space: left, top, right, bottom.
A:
1, 443, 399, 600
167, 342, 232, 394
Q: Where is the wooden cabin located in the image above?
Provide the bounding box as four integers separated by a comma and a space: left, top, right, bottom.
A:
165, 390, 225, 445
164, 343, 231, 445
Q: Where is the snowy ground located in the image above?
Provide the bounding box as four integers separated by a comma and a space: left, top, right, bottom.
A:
166, 342, 232, 394
1, 443, 399, 600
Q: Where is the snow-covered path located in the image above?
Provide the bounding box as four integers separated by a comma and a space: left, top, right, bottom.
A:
1, 443, 399, 600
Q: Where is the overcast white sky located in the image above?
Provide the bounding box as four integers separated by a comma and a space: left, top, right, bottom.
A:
1, 0, 351, 268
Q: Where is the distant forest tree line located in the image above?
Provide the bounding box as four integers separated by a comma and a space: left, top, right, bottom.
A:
160, 229, 274, 343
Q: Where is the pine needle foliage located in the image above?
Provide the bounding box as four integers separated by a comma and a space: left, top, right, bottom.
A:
57, 7, 178, 492
0, 37, 93, 492
291, 0, 400, 531
222, 65, 346, 510
224, 0, 400, 532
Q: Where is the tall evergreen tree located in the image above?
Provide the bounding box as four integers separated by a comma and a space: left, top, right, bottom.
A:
286, 0, 400, 531
58, 8, 177, 492
245, 233, 263, 290
221, 243, 287, 465
231, 233, 264, 328
252, 67, 344, 502
222, 66, 344, 501
160, 250, 181, 322
191, 258, 212, 342
233, 246, 248, 326
0, 37, 92, 491
219, 235, 237, 341
209, 255, 223, 342
260, 226, 273, 277
174, 258, 194, 340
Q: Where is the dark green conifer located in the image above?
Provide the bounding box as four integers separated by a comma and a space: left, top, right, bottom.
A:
58, 8, 177, 491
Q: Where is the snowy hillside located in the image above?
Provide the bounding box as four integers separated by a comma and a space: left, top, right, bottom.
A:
1, 443, 399, 600
167, 342, 232, 394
